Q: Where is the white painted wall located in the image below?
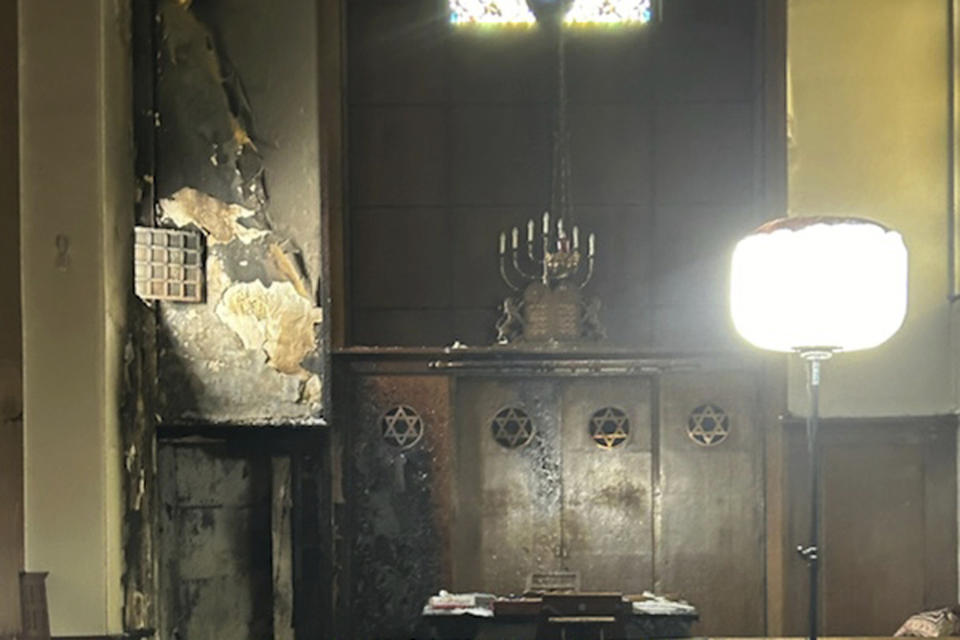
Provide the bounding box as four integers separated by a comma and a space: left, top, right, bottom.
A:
19, 0, 130, 634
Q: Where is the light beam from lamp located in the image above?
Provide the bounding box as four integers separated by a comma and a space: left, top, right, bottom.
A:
730, 216, 908, 640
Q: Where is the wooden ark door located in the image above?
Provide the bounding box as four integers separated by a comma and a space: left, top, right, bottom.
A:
452, 367, 767, 635
453, 378, 564, 594
560, 377, 655, 594
657, 370, 766, 635
453, 376, 655, 595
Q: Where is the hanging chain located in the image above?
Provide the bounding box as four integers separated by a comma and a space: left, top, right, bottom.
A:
550, 25, 574, 229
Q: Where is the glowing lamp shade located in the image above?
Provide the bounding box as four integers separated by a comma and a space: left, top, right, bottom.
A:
730, 217, 908, 353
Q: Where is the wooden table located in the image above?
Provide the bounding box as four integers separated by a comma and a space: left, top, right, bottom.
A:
421, 593, 698, 640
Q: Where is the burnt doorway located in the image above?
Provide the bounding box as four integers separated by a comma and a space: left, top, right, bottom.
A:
157, 435, 331, 640
157, 443, 275, 640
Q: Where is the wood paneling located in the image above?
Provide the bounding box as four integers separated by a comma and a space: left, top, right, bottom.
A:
657, 369, 766, 636
560, 378, 654, 594
347, 0, 772, 348
454, 376, 656, 594
454, 378, 564, 594
342, 359, 770, 637
783, 418, 958, 636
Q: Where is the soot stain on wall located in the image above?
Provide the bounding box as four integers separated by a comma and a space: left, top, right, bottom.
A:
154, 0, 323, 425
344, 374, 456, 639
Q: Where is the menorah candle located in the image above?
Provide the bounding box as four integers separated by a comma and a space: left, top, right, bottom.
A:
499, 232, 506, 255
511, 227, 519, 249
527, 220, 535, 243
573, 226, 580, 249
557, 218, 564, 237
543, 212, 550, 235
588, 232, 596, 257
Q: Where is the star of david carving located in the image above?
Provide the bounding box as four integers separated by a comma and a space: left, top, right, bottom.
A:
687, 404, 729, 447
381, 405, 423, 449
491, 407, 534, 449
590, 407, 629, 448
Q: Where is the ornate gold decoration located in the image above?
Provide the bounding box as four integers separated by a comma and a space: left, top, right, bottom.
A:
687, 404, 730, 447
589, 406, 629, 448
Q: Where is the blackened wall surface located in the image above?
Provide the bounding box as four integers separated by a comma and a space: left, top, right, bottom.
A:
158, 443, 274, 640
153, 0, 326, 425
345, 374, 455, 638
347, 0, 771, 348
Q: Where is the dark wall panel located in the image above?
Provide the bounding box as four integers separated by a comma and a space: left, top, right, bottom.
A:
783, 419, 958, 636
347, 0, 769, 348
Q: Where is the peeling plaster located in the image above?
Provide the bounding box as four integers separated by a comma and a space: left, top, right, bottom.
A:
215, 280, 322, 377
160, 187, 268, 245
154, 0, 325, 425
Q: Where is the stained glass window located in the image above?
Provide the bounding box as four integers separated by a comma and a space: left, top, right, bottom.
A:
449, 0, 536, 25
565, 0, 651, 24
450, 0, 652, 25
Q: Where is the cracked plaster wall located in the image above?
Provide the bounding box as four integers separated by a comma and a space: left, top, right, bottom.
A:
154, 0, 324, 425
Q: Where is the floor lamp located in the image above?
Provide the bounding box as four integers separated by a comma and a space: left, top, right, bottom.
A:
729, 216, 908, 640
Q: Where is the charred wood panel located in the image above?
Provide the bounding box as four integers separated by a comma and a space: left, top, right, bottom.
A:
124, 0, 160, 632
346, 374, 455, 638
158, 443, 274, 640
158, 444, 274, 639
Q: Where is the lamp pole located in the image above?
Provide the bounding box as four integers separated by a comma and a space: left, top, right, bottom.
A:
730, 216, 908, 640
798, 350, 832, 640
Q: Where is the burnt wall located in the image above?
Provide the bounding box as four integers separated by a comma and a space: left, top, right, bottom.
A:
153, 0, 326, 426
347, 0, 772, 349
157, 432, 332, 640
344, 374, 455, 639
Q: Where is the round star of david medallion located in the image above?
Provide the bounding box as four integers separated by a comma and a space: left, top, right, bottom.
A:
589, 406, 630, 449
687, 403, 730, 447
380, 405, 424, 449
491, 407, 535, 449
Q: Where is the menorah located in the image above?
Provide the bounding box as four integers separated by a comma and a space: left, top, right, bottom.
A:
495, 212, 603, 344
490, 0, 605, 344
498, 211, 596, 291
